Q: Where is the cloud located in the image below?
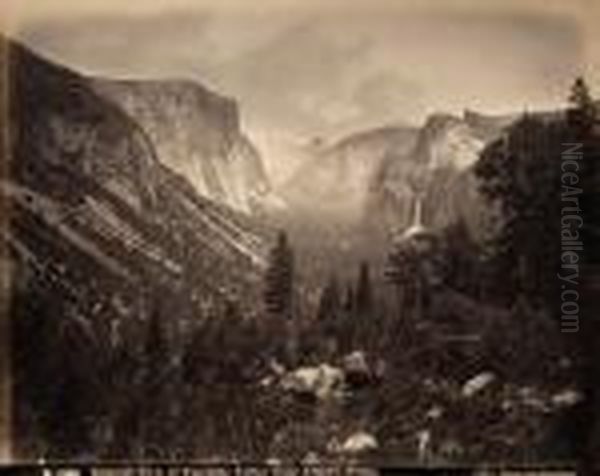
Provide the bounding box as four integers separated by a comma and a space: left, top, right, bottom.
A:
18, 11, 217, 78
14, 4, 585, 179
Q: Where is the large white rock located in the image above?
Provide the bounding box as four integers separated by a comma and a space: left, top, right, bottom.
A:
552, 389, 582, 408
343, 350, 370, 376
281, 363, 344, 400
340, 431, 379, 454
461, 372, 495, 398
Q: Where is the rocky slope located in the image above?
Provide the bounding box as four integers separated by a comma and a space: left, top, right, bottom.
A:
3, 37, 270, 457
5, 37, 268, 299
93, 78, 271, 214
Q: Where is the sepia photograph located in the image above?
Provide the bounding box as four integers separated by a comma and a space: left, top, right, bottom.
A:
0, 0, 599, 474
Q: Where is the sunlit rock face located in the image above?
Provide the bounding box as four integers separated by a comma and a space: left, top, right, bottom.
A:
368, 110, 512, 239
94, 78, 271, 214
413, 111, 507, 171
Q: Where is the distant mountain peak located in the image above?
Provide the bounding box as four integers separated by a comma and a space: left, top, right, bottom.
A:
281, 123, 419, 223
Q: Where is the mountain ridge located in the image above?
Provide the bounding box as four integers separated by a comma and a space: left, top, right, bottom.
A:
2, 36, 273, 457
92, 73, 271, 214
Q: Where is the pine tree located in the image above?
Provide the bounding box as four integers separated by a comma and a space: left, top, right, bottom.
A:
567, 76, 600, 263
263, 230, 295, 319
341, 261, 374, 349
355, 261, 373, 316
568, 76, 597, 135
385, 243, 419, 311
139, 288, 180, 458
144, 307, 168, 392
439, 218, 482, 297
140, 300, 172, 458
343, 283, 355, 313
317, 273, 341, 322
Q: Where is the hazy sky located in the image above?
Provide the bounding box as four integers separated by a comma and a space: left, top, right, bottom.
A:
2, 0, 599, 180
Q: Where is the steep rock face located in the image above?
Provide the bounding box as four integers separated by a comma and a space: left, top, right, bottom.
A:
93, 79, 270, 214
8, 43, 158, 213
280, 111, 509, 239
413, 113, 486, 170
414, 110, 513, 171
6, 39, 267, 290
368, 111, 513, 238
3, 38, 270, 457
281, 126, 418, 223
